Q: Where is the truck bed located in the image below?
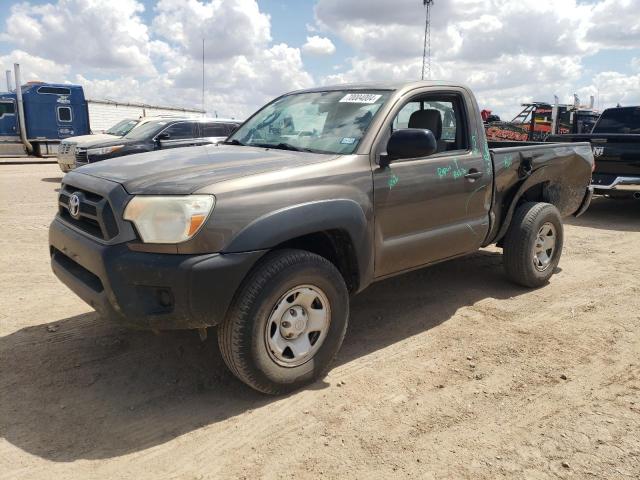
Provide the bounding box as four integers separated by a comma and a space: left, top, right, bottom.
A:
485, 141, 594, 244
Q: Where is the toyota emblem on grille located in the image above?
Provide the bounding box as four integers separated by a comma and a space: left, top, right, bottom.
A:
69, 193, 81, 218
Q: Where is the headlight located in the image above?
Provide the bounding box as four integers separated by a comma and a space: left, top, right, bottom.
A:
87, 145, 124, 156
123, 195, 215, 244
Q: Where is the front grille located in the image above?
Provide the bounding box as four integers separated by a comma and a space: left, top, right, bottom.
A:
59, 184, 119, 240
59, 143, 72, 155
75, 149, 88, 165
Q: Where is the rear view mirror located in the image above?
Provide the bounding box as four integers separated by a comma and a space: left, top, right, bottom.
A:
157, 132, 170, 141
382, 128, 437, 167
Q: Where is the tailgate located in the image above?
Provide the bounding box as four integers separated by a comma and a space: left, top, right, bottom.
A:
547, 134, 640, 176
589, 135, 640, 176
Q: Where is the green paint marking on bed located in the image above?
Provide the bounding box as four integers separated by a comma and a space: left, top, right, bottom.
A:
503, 154, 513, 169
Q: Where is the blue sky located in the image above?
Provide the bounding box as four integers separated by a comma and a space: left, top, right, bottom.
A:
1, 0, 639, 118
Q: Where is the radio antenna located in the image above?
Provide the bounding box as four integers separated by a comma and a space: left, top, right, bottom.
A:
421, 0, 435, 80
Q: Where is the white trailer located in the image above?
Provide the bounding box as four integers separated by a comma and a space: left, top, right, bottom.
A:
87, 99, 205, 132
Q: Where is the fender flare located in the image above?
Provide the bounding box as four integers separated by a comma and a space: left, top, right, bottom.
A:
490, 166, 551, 244
224, 199, 372, 285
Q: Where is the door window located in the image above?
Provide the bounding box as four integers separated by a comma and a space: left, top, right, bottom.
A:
38, 86, 71, 95
202, 122, 228, 137
0, 101, 15, 118
163, 122, 195, 139
391, 94, 468, 152
224, 123, 240, 135
57, 106, 72, 122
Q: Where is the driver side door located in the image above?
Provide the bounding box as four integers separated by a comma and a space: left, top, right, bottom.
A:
157, 121, 199, 149
373, 90, 492, 277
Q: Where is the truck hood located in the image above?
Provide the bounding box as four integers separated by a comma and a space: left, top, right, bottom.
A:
64, 133, 119, 145
77, 144, 333, 194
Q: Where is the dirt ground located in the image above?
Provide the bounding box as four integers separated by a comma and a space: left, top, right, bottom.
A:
0, 163, 638, 479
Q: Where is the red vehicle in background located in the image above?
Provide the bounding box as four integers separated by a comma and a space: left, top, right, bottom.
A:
485, 102, 600, 142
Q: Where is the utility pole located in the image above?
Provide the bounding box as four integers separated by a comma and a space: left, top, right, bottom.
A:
202, 38, 205, 114
421, 0, 434, 80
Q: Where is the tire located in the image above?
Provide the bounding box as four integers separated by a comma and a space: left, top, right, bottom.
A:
503, 202, 564, 288
218, 249, 349, 395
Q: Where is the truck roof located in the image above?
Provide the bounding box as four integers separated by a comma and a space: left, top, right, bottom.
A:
289, 80, 469, 95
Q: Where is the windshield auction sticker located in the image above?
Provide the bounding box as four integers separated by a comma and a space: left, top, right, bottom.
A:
339, 93, 382, 104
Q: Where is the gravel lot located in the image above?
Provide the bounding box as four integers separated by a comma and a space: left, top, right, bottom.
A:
0, 164, 638, 479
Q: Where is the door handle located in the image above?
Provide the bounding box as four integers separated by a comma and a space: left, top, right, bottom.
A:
464, 169, 483, 180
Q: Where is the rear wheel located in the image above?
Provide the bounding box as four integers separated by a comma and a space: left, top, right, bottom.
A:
503, 202, 563, 288
218, 249, 349, 394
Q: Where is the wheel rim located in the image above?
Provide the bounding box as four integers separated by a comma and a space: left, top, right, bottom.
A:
533, 222, 557, 271
264, 284, 331, 368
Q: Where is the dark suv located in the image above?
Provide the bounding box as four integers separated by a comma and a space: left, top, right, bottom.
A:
74, 118, 240, 166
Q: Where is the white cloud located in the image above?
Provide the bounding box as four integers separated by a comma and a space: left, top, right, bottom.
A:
302, 35, 336, 56
587, 0, 640, 49
0, 50, 70, 83
314, 0, 640, 117
152, 0, 271, 61
577, 71, 640, 108
2, 0, 156, 76
0, 0, 312, 119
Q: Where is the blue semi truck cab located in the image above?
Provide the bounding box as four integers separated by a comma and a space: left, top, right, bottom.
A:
0, 82, 90, 156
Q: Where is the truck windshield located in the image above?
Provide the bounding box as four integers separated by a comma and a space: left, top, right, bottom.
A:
593, 107, 640, 134
106, 119, 139, 136
228, 90, 391, 154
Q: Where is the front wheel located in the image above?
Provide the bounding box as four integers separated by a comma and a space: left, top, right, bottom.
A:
503, 202, 564, 288
218, 249, 349, 394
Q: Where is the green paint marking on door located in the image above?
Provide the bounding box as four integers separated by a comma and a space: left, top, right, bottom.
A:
388, 173, 399, 189
483, 141, 492, 174
452, 168, 466, 179
437, 166, 452, 178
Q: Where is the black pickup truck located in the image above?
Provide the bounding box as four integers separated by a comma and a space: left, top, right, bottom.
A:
49, 81, 594, 394
548, 106, 640, 199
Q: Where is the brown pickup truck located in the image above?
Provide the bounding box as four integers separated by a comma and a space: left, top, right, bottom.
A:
50, 81, 594, 394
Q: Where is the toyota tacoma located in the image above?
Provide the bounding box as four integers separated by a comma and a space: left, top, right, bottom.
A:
49, 81, 594, 394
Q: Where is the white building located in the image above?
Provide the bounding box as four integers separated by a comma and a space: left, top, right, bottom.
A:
87, 99, 206, 132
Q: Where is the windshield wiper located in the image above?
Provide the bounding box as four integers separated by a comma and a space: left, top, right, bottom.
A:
221, 139, 245, 146
253, 142, 312, 152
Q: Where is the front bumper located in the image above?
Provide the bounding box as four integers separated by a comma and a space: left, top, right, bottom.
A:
49, 218, 266, 330
57, 155, 76, 171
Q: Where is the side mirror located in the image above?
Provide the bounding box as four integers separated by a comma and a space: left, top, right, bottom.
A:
157, 132, 170, 141
381, 128, 437, 167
